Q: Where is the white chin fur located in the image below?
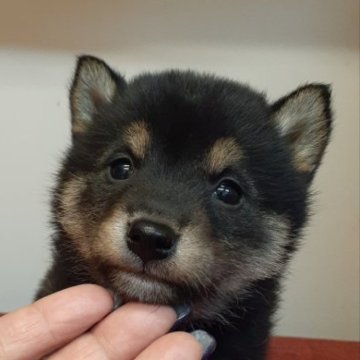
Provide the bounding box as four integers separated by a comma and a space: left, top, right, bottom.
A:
112, 271, 177, 303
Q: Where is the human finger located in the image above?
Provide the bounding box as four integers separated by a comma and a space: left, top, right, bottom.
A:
0, 284, 113, 360
48, 302, 177, 360
135, 331, 205, 360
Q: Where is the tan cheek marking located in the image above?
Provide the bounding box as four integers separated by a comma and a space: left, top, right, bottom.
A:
124, 120, 150, 159
59, 177, 86, 236
58, 177, 92, 258
94, 207, 130, 263
240, 213, 291, 280
206, 137, 243, 174
190, 213, 292, 322
60, 180, 131, 265
72, 121, 88, 134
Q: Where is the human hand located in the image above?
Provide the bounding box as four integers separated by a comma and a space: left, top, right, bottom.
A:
0, 284, 215, 359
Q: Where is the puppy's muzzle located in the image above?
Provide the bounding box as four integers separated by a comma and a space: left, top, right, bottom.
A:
127, 219, 178, 264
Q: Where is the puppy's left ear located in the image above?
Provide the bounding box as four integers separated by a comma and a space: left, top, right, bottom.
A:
70, 55, 126, 134
271, 84, 332, 180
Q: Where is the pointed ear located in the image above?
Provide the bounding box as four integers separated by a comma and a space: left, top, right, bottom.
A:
70, 55, 125, 134
271, 84, 332, 178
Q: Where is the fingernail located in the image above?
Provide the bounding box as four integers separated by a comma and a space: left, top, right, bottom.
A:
112, 293, 123, 310
191, 329, 216, 359
106, 288, 123, 310
170, 303, 191, 331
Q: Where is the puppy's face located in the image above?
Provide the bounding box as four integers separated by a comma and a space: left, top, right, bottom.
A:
55, 57, 332, 321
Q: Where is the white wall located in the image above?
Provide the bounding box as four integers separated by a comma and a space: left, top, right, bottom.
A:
0, 0, 359, 341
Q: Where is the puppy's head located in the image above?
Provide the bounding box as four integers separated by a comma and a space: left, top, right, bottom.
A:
54, 56, 332, 321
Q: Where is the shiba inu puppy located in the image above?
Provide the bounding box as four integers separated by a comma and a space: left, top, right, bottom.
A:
36, 56, 332, 359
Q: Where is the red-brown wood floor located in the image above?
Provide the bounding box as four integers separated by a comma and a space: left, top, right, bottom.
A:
268, 337, 359, 360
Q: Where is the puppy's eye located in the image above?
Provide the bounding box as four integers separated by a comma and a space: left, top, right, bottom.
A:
214, 180, 242, 205
109, 158, 133, 180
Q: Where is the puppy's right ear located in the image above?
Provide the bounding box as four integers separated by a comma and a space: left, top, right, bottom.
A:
70, 56, 125, 134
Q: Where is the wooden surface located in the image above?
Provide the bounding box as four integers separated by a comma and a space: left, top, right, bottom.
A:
0, 313, 359, 360
268, 336, 359, 360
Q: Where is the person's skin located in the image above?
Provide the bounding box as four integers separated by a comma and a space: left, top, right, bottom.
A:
0, 284, 213, 360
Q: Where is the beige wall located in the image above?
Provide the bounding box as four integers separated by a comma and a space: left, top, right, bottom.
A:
0, 0, 358, 341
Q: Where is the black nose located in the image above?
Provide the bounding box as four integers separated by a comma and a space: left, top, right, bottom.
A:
127, 220, 177, 264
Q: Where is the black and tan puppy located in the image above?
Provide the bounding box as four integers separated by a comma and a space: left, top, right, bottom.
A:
36, 56, 332, 359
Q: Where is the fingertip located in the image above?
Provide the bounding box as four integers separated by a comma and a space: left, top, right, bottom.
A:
170, 331, 204, 355
135, 331, 204, 360
39, 284, 114, 311
119, 302, 177, 324
190, 330, 216, 359
59, 283, 114, 299
35, 284, 114, 336
80, 303, 178, 360
0, 284, 115, 360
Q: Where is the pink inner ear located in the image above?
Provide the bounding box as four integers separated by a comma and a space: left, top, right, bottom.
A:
90, 88, 106, 109
285, 121, 306, 145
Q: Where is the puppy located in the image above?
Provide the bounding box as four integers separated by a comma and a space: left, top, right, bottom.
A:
36, 56, 332, 359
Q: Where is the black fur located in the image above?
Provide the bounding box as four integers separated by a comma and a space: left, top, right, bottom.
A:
36, 56, 332, 359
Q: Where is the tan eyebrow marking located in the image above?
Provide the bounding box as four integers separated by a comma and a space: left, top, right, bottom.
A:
124, 120, 150, 159
206, 137, 243, 173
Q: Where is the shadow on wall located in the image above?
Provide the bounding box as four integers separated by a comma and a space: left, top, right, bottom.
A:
0, 0, 358, 52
